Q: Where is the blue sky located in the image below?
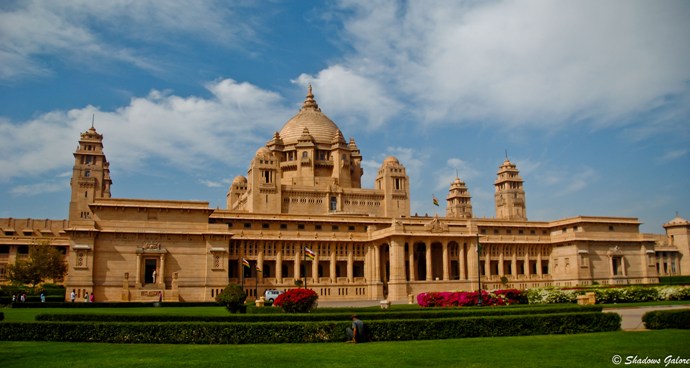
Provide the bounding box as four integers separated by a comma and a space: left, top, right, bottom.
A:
1, 0, 689, 233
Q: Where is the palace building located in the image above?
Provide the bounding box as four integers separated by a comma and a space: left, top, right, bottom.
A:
1, 87, 688, 302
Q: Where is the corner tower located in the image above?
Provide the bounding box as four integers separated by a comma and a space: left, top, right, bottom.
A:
446, 177, 473, 219
375, 156, 410, 218
68, 126, 112, 224
664, 214, 690, 275
494, 157, 526, 220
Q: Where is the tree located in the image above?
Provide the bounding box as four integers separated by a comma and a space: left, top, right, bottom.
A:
7, 240, 67, 288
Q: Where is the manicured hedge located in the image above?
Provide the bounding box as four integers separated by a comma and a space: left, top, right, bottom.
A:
36, 305, 602, 322
0, 312, 3, 322
9, 301, 220, 308
642, 309, 690, 329
0, 312, 620, 344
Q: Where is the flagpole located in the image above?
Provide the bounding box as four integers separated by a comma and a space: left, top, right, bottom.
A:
254, 263, 258, 301
241, 259, 245, 291
303, 246, 307, 289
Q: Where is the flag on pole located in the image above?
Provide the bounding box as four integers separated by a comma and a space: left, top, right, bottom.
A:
432, 195, 439, 206
242, 258, 250, 268
305, 247, 316, 260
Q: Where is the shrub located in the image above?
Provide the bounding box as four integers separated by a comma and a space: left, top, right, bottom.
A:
416, 289, 524, 307
215, 284, 247, 313
526, 285, 690, 305
35, 305, 602, 323
0, 312, 620, 344
274, 288, 318, 313
642, 309, 690, 329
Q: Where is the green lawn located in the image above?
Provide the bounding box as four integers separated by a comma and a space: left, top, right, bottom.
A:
1, 330, 688, 368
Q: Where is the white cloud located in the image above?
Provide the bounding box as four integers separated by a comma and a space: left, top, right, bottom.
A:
331, 0, 690, 129
536, 166, 598, 197
11, 180, 68, 196
660, 148, 689, 162
293, 65, 402, 131
433, 158, 480, 192
0, 1, 258, 80
0, 79, 291, 181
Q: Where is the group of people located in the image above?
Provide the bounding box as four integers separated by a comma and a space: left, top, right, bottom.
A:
70, 289, 94, 303
11, 292, 46, 303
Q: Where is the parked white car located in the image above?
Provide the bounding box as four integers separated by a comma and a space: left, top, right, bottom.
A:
264, 289, 284, 303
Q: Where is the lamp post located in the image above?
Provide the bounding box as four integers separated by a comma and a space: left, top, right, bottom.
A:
477, 233, 482, 307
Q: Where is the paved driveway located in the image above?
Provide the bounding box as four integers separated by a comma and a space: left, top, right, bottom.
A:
606, 304, 690, 330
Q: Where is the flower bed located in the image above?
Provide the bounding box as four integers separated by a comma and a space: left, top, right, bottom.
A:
274, 288, 318, 313
417, 289, 524, 307
525, 285, 690, 305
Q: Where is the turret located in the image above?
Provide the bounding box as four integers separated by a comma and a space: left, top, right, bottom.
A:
68, 125, 112, 225
446, 177, 473, 219
375, 156, 410, 217
494, 157, 526, 220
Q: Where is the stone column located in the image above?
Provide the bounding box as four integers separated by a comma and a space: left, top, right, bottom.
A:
622, 257, 627, 276
294, 242, 301, 282
484, 244, 491, 278
442, 241, 449, 281
257, 249, 264, 282
387, 237, 407, 301
511, 247, 517, 277
136, 253, 142, 287
159, 254, 165, 288
525, 246, 531, 278
467, 239, 479, 287
537, 247, 543, 277
408, 244, 415, 281
276, 242, 283, 284
459, 242, 466, 280
425, 242, 432, 281
330, 244, 336, 283
312, 243, 318, 284
498, 245, 505, 276
374, 244, 381, 282
347, 243, 353, 283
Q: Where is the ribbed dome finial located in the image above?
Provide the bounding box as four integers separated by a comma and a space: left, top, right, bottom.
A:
301, 84, 320, 111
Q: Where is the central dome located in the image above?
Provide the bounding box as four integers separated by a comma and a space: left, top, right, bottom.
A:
278, 86, 341, 145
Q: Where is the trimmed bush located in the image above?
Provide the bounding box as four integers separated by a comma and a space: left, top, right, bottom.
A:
215, 284, 247, 313
35, 305, 603, 323
8, 301, 219, 308
642, 309, 690, 329
0, 311, 620, 344
274, 289, 318, 313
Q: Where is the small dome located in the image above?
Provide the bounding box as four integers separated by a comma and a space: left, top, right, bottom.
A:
255, 146, 271, 157
664, 214, 690, 228
383, 156, 400, 165
232, 176, 247, 185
